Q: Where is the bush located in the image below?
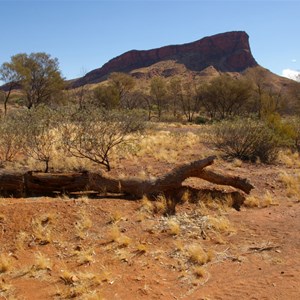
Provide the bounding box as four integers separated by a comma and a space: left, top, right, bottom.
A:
22, 106, 60, 172
62, 106, 145, 171
213, 118, 283, 163
285, 117, 300, 152
194, 116, 210, 125
0, 112, 24, 165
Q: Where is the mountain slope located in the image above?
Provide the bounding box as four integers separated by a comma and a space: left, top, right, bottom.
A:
72, 31, 258, 87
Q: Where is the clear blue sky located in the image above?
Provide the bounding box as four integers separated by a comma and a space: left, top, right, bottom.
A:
0, 0, 299, 81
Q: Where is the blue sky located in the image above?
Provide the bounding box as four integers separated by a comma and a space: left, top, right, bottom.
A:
0, 0, 299, 81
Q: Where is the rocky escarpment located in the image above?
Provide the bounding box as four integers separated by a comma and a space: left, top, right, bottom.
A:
72, 31, 258, 87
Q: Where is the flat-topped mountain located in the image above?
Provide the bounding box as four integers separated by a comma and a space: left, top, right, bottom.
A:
72, 31, 258, 87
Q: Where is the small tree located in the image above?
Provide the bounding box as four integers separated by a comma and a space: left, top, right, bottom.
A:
93, 84, 119, 110
0, 63, 22, 115
0, 53, 65, 109
22, 106, 59, 172
109, 72, 135, 109
0, 112, 24, 165
62, 106, 144, 171
199, 75, 252, 120
169, 77, 200, 122
150, 76, 168, 120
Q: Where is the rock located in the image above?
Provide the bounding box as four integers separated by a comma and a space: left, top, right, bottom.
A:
71, 31, 257, 87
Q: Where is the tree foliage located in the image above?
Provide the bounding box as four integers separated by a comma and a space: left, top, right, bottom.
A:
0, 62, 22, 114
199, 75, 252, 120
0, 52, 64, 109
108, 72, 135, 109
150, 76, 167, 120
168, 77, 200, 122
93, 84, 119, 109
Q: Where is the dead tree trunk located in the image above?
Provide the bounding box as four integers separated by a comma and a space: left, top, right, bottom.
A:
0, 156, 254, 204
89, 155, 217, 197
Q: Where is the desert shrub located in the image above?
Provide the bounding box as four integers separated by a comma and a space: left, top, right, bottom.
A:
62, 106, 145, 171
265, 114, 296, 149
21, 105, 60, 172
213, 117, 282, 163
0, 112, 24, 165
286, 117, 300, 152
194, 116, 210, 125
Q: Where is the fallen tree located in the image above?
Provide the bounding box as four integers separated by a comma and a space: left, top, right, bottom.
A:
0, 156, 254, 213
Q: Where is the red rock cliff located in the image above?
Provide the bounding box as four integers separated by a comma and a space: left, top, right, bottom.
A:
72, 31, 258, 87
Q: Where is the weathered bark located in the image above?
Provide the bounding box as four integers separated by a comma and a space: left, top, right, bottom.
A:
198, 169, 254, 194
0, 171, 24, 197
0, 156, 254, 199
24, 171, 89, 196
89, 155, 216, 197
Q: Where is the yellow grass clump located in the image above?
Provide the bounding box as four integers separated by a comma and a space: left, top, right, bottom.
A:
187, 244, 210, 265
278, 171, 300, 198
167, 219, 181, 236
0, 254, 12, 273
207, 215, 235, 234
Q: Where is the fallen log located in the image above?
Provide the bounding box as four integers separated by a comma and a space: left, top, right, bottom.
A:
89, 155, 217, 197
0, 157, 254, 204
0, 171, 24, 197
198, 169, 254, 194
24, 171, 89, 196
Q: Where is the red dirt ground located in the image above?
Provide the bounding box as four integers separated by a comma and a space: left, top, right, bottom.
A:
1, 158, 300, 300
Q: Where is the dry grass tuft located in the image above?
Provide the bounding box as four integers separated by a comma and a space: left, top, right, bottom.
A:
187, 244, 209, 265
31, 214, 54, 245
109, 225, 121, 242
75, 208, 93, 239
167, 219, 181, 236
174, 240, 184, 252
32, 252, 52, 271
0, 280, 13, 295
15, 231, 29, 250
83, 292, 105, 300
278, 150, 300, 168
279, 171, 300, 198
207, 216, 235, 234
245, 192, 278, 208
108, 210, 122, 224
232, 158, 243, 167
60, 269, 79, 285
136, 243, 147, 254
181, 189, 191, 203
0, 254, 12, 273
74, 248, 95, 265
154, 195, 168, 214
244, 195, 260, 208
0, 213, 6, 223
140, 195, 154, 213
261, 191, 277, 207
117, 235, 132, 247
193, 266, 207, 278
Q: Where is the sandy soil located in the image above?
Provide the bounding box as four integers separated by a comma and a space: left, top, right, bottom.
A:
0, 127, 300, 300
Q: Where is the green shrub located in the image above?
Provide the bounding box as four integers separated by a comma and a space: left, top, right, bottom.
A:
213, 117, 282, 163
284, 117, 300, 152
265, 113, 296, 148
194, 116, 210, 125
